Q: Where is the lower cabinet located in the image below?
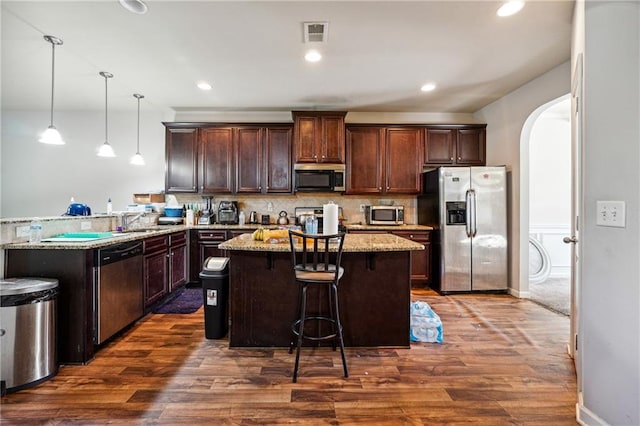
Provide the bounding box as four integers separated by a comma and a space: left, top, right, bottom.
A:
190, 230, 228, 283
348, 229, 432, 286
144, 231, 188, 308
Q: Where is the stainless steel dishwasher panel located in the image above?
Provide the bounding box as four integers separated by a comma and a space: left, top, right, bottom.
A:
96, 242, 143, 344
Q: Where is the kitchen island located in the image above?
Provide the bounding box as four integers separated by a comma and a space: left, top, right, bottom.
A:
219, 233, 424, 348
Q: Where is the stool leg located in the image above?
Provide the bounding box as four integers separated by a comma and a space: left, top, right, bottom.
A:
289, 283, 304, 354
293, 284, 308, 383
332, 283, 348, 378
327, 283, 337, 351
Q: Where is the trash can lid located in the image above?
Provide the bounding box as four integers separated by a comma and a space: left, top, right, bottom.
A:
203, 257, 229, 272
0, 278, 59, 296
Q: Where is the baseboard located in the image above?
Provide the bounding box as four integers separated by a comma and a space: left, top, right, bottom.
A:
508, 287, 530, 298
577, 392, 610, 426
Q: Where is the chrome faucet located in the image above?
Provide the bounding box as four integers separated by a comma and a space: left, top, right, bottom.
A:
121, 212, 146, 230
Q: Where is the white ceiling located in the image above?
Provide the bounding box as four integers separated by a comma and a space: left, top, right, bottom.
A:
1, 1, 574, 115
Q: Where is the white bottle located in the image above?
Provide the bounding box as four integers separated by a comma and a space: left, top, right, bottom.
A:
239, 211, 246, 225
186, 208, 195, 226
107, 198, 113, 214
29, 218, 43, 243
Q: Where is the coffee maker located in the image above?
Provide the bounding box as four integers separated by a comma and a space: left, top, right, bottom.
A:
217, 201, 239, 224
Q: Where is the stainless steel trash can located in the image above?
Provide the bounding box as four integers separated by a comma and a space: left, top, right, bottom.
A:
199, 257, 229, 339
0, 278, 59, 394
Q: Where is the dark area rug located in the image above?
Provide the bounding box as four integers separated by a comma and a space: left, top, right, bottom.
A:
153, 287, 203, 314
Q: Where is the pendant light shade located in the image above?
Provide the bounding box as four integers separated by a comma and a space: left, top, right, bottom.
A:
39, 35, 65, 145
130, 93, 145, 165
97, 71, 115, 157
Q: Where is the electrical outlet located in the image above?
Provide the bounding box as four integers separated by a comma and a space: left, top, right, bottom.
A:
596, 200, 626, 228
81, 221, 92, 230
16, 226, 30, 237
359, 204, 366, 212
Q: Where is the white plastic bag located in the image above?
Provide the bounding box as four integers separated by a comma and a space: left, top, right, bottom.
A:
410, 301, 443, 343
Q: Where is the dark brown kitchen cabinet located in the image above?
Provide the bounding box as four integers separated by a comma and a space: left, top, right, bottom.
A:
165, 127, 198, 193
345, 126, 422, 194
236, 126, 293, 194
293, 111, 346, 163
201, 127, 234, 193
143, 235, 168, 307
169, 231, 188, 291
190, 230, 228, 283
347, 229, 432, 286
424, 126, 486, 166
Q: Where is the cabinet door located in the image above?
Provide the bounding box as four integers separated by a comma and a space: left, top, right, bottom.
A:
424, 128, 455, 165
320, 115, 345, 163
144, 250, 168, 307
456, 128, 486, 165
385, 128, 423, 194
165, 127, 198, 193
201, 127, 234, 193
293, 116, 318, 163
235, 127, 263, 193
169, 244, 187, 291
346, 127, 384, 194
265, 126, 292, 193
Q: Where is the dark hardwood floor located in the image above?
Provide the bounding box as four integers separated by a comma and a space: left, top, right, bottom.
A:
1, 288, 577, 425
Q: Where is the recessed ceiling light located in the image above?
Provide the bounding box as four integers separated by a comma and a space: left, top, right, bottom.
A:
497, 1, 525, 17
119, 0, 148, 14
197, 82, 212, 91
305, 50, 322, 63
421, 82, 437, 92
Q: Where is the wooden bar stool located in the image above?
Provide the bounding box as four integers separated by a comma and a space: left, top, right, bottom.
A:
287, 230, 348, 383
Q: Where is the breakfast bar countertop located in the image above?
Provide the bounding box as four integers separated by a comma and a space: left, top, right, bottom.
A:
219, 232, 425, 253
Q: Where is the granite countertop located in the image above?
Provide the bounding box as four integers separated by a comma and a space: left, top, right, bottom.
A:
2, 225, 187, 250
219, 232, 424, 253
345, 224, 434, 231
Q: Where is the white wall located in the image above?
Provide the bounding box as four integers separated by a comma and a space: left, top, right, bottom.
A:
474, 61, 571, 296
577, 1, 640, 424
1, 109, 169, 217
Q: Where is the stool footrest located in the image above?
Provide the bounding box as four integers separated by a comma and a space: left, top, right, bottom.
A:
292, 316, 341, 341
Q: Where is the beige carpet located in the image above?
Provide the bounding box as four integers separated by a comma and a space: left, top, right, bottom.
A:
529, 277, 570, 316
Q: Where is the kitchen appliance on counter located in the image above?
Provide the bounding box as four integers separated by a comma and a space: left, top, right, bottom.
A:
365, 205, 404, 225
217, 201, 239, 224
418, 166, 507, 293
249, 211, 258, 224
65, 203, 91, 216
295, 207, 346, 234
199, 196, 214, 225
294, 163, 346, 192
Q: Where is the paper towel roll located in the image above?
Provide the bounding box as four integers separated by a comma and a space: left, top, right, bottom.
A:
323, 202, 339, 235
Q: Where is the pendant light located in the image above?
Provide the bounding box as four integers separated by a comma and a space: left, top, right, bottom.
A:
130, 93, 145, 165
39, 35, 65, 145
97, 71, 116, 157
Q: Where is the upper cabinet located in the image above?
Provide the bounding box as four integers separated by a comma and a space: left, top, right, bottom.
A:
293, 111, 346, 163
424, 125, 486, 166
165, 127, 199, 193
164, 123, 292, 195
345, 126, 422, 194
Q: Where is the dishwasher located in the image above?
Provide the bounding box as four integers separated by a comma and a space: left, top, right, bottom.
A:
95, 240, 143, 344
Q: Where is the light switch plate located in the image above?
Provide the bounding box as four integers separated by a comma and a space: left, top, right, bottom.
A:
16, 226, 30, 237
596, 200, 626, 228
80, 221, 92, 230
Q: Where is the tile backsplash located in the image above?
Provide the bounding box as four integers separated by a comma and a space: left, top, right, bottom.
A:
172, 194, 417, 225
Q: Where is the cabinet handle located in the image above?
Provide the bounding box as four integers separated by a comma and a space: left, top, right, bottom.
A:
386, 186, 390, 190
322, 155, 325, 159
379, 187, 382, 190
450, 157, 453, 161
410, 234, 414, 238
458, 157, 461, 160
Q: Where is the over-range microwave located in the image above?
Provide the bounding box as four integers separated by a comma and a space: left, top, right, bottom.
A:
294, 163, 345, 192
365, 205, 405, 225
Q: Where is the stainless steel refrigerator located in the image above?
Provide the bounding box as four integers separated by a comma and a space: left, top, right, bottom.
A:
418, 166, 508, 293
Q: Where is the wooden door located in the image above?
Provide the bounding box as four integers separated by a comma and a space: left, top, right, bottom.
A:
201, 127, 234, 193
385, 128, 423, 193
293, 115, 318, 163
424, 128, 455, 165
165, 127, 198, 193
235, 127, 263, 193
144, 250, 168, 307
456, 128, 486, 165
346, 127, 383, 194
320, 115, 345, 163
265, 126, 292, 193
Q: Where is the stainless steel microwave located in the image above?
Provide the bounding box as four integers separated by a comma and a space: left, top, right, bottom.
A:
294, 163, 345, 192
365, 205, 404, 225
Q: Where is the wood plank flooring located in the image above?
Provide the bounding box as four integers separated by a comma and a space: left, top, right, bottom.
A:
1, 288, 577, 425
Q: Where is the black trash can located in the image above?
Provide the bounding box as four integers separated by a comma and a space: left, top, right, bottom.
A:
199, 257, 230, 339
0, 278, 59, 395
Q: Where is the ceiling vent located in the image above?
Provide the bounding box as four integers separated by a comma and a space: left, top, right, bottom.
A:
303, 22, 329, 43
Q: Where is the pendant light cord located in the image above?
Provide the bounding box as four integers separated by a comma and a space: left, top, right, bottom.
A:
104, 75, 108, 143
136, 96, 140, 152
50, 43, 56, 127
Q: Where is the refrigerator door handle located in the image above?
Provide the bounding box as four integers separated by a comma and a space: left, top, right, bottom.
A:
465, 189, 473, 237
469, 189, 477, 237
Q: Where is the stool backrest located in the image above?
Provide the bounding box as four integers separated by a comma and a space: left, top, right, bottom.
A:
288, 230, 345, 279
